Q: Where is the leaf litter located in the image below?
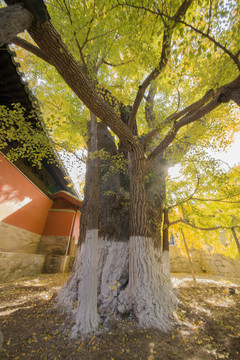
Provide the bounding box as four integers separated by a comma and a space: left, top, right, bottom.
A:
0, 273, 239, 359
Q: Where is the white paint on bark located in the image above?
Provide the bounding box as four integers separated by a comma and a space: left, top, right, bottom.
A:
72, 229, 99, 336
98, 238, 129, 317
162, 250, 170, 280
127, 236, 178, 331
58, 236, 177, 334
57, 229, 99, 336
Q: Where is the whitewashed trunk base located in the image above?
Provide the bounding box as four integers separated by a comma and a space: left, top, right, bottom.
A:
97, 238, 129, 317
57, 236, 177, 335
127, 236, 178, 331
57, 229, 99, 336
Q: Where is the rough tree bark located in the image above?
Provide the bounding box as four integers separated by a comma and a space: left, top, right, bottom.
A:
57, 112, 99, 336
96, 116, 177, 330
97, 121, 130, 321
118, 149, 177, 330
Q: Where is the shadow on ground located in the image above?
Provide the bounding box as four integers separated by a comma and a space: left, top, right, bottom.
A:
0, 273, 239, 359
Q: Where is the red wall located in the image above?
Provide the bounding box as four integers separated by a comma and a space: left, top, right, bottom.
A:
0, 154, 52, 235
72, 210, 81, 241
42, 210, 75, 237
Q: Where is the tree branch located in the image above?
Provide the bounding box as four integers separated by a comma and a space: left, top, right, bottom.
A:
127, 27, 172, 131
146, 75, 240, 166
11, 36, 52, 64
169, 218, 240, 231
168, 164, 200, 209
25, 20, 138, 152
127, 0, 193, 131
142, 88, 214, 147
177, 19, 240, 70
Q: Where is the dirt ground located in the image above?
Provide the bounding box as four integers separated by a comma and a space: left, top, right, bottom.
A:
0, 273, 239, 360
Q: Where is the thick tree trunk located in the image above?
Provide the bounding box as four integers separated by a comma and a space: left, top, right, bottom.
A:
127, 235, 177, 330
57, 112, 99, 336
117, 149, 177, 330
96, 122, 130, 320
96, 137, 177, 331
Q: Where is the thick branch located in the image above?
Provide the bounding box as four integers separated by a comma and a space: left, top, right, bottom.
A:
147, 75, 240, 166
12, 36, 52, 64
1, 4, 138, 151
145, 83, 157, 129
26, 21, 138, 152
0, 4, 33, 46
142, 89, 214, 146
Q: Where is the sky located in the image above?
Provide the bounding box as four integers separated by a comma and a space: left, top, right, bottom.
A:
212, 131, 240, 168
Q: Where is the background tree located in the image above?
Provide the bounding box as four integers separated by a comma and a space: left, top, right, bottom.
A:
168, 158, 240, 258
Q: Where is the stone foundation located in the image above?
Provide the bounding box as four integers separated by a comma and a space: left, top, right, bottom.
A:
0, 252, 45, 282
37, 235, 69, 255
0, 222, 41, 254
43, 255, 75, 273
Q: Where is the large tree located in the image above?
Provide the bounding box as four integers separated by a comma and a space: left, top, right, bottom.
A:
1, 0, 240, 335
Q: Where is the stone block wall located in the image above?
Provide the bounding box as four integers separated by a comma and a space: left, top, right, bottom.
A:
202, 252, 240, 277
0, 222, 41, 254
169, 245, 240, 278
0, 252, 45, 282
43, 255, 75, 273
37, 235, 69, 255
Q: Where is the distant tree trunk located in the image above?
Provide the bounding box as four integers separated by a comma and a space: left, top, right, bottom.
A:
57, 112, 99, 336
231, 227, 240, 254
162, 208, 170, 279
180, 228, 196, 285
146, 156, 168, 247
